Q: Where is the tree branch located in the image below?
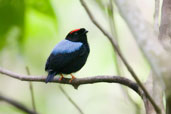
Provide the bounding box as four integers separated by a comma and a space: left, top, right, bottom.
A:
0, 67, 141, 96
79, 0, 160, 113
107, 2, 142, 113
59, 86, 84, 114
0, 94, 37, 114
160, 0, 171, 113
26, 66, 37, 113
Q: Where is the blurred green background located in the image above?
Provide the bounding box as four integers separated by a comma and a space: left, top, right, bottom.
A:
0, 0, 153, 114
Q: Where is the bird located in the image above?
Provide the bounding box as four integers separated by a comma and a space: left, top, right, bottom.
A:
45, 28, 90, 83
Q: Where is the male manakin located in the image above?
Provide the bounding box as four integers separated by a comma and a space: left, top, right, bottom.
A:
45, 28, 90, 83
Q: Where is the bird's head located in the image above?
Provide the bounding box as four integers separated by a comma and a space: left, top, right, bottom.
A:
65, 28, 88, 43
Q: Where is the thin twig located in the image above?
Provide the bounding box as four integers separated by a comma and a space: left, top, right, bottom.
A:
0, 67, 141, 96
107, 1, 142, 113
59, 86, 84, 114
79, 0, 161, 113
0, 94, 36, 114
107, 0, 121, 75
26, 66, 37, 113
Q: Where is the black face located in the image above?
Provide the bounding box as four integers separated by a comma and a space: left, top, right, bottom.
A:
65, 28, 88, 43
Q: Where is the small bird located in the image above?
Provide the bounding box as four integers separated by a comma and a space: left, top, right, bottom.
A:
45, 28, 90, 83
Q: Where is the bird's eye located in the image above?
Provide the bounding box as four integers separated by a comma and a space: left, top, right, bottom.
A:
74, 32, 78, 35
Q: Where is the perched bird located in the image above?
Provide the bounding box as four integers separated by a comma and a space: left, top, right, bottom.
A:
45, 28, 90, 83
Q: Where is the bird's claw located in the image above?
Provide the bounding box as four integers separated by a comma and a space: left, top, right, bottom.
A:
59, 74, 64, 81
69, 74, 76, 83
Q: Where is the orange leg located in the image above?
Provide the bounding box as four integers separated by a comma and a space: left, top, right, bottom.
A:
69, 74, 76, 83
59, 74, 64, 81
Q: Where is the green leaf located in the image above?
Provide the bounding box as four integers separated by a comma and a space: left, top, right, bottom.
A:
0, 0, 25, 49
26, 0, 56, 19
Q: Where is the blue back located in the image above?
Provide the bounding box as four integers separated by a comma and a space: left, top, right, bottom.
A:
52, 40, 83, 54
45, 39, 89, 73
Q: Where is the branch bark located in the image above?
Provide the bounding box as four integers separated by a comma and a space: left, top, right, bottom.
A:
0, 67, 141, 95
79, 0, 160, 113
113, 0, 171, 113
59, 86, 84, 114
26, 66, 37, 113
159, 0, 171, 51
0, 66, 149, 113
107, 2, 141, 114
159, 0, 171, 113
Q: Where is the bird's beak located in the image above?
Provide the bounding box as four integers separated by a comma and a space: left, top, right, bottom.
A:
84, 30, 88, 34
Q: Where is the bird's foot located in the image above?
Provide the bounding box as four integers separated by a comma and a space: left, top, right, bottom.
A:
69, 74, 76, 83
59, 74, 64, 81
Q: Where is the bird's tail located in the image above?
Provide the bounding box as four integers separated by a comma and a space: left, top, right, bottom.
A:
45, 71, 56, 83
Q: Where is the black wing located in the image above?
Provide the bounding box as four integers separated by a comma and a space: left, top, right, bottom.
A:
45, 45, 86, 72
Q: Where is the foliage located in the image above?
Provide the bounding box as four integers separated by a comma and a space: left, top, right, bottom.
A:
0, 0, 57, 50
